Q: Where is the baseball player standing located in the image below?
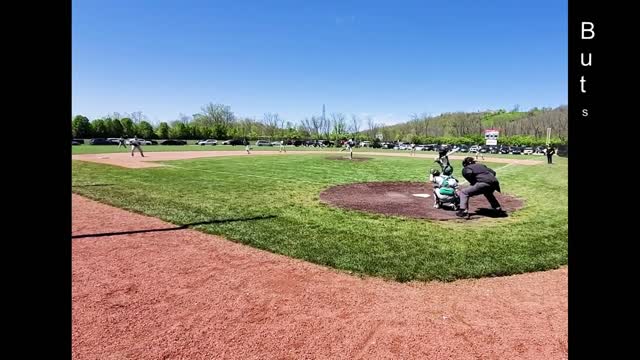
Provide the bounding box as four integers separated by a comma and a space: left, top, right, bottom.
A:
130, 136, 144, 157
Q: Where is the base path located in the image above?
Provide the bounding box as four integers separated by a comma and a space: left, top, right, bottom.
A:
72, 150, 543, 168
72, 194, 567, 360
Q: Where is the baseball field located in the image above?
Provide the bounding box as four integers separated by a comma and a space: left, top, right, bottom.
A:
72, 147, 567, 359
72, 147, 566, 282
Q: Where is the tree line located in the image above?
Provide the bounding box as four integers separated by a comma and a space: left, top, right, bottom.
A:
72, 103, 568, 145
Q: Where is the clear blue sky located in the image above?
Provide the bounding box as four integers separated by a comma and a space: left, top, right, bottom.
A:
72, 0, 567, 125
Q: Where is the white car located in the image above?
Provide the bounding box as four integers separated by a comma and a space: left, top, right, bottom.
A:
469, 145, 480, 153
126, 138, 152, 145
197, 139, 218, 146
522, 147, 534, 155
359, 141, 371, 147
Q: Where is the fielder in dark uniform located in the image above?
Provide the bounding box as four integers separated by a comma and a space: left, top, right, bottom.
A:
456, 157, 504, 218
545, 145, 555, 164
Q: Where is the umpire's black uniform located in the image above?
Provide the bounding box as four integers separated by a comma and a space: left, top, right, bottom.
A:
546, 146, 555, 164
458, 159, 502, 215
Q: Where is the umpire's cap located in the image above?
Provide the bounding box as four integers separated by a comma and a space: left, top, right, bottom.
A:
462, 157, 476, 167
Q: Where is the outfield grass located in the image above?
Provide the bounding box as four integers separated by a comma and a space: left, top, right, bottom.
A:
72, 144, 340, 154
71, 144, 550, 160
72, 153, 567, 282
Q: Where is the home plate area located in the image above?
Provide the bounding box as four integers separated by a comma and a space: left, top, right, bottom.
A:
320, 181, 523, 220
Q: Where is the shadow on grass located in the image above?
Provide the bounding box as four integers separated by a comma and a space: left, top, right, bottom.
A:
72, 215, 277, 239
473, 208, 509, 218
72, 183, 117, 187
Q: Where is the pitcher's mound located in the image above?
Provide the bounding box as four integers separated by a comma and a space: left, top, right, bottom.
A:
319, 182, 523, 220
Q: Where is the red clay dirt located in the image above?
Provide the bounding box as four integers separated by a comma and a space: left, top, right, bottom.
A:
73, 194, 567, 359
320, 182, 523, 220
72, 150, 543, 168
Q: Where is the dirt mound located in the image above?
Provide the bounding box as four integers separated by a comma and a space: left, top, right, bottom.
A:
320, 181, 523, 220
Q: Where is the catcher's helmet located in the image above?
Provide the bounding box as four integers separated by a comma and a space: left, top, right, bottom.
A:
430, 168, 441, 176
442, 165, 453, 176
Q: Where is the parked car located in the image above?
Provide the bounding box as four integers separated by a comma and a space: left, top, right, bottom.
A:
72, 140, 81, 145
149, 140, 158, 145
197, 139, 218, 146
523, 147, 534, 155
479, 146, 490, 153
359, 141, 371, 147
458, 145, 469, 153
469, 145, 480, 153
126, 138, 152, 145
499, 146, 510, 154
255, 140, 273, 146
510, 147, 523, 155
221, 139, 244, 145
72, 139, 85, 144
489, 146, 500, 154
90, 138, 113, 145
160, 139, 187, 145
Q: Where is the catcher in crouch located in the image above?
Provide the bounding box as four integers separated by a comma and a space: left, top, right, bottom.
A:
429, 168, 460, 210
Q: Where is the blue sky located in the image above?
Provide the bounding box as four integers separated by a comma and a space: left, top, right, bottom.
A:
72, 0, 568, 125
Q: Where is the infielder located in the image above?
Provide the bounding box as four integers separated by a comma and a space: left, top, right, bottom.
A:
130, 137, 144, 157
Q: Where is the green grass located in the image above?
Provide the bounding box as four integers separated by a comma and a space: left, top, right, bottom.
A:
481, 111, 527, 127
72, 144, 356, 154
72, 153, 567, 282
71, 144, 549, 160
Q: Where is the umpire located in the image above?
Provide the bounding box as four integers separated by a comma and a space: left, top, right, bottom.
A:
456, 157, 505, 218
545, 145, 556, 164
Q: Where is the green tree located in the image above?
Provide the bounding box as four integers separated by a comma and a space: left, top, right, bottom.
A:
91, 119, 108, 137
72, 115, 92, 138
103, 118, 115, 137
120, 118, 136, 137
169, 122, 189, 139
111, 119, 124, 137
156, 122, 170, 139
137, 121, 155, 139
